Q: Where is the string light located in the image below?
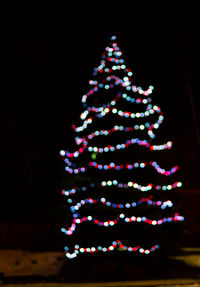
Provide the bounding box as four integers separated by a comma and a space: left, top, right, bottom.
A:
82, 76, 154, 105
67, 196, 173, 213
60, 139, 172, 159
61, 213, 184, 236
64, 159, 179, 176
62, 181, 182, 197
65, 241, 160, 259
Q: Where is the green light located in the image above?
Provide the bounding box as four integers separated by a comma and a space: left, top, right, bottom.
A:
91, 153, 97, 160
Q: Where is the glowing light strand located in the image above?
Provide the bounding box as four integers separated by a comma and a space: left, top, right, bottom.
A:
65, 240, 160, 259
64, 159, 179, 176
60, 139, 172, 159
62, 181, 182, 197
101, 180, 182, 191
74, 103, 159, 133
68, 196, 173, 213
80, 92, 152, 121
81, 75, 154, 105
61, 213, 184, 236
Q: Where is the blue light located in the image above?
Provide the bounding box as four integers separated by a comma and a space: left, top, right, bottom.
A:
111, 35, 117, 40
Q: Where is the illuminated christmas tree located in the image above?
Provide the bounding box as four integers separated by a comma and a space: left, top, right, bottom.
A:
60, 35, 184, 259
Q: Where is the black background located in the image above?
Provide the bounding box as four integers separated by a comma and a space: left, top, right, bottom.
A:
1, 1, 200, 224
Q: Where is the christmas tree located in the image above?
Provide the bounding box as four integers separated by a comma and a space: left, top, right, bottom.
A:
60, 35, 184, 259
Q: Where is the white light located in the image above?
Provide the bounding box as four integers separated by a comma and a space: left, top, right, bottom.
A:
74, 152, 79, 157
123, 77, 129, 81
60, 150, 65, 156
154, 123, 159, 130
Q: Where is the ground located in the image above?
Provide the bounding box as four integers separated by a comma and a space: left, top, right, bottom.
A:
0, 248, 200, 286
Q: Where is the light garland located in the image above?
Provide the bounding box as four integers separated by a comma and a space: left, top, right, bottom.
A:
74, 102, 159, 133
101, 180, 182, 191
62, 181, 182, 198
80, 92, 152, 121
81, 76, 154, 106
60, 139, 172, 159
64, 158, 179, 176
61, 213, 184, 236
65, 240, 160, 259
68, 196, 173, 214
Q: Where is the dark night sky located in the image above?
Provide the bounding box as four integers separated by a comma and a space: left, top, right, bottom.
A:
1, 1, 200, 222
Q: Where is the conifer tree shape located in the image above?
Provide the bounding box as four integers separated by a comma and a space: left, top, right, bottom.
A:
60, 35, 184, 259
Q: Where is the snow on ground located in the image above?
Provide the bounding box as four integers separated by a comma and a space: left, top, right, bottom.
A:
0, 249, 65, 277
